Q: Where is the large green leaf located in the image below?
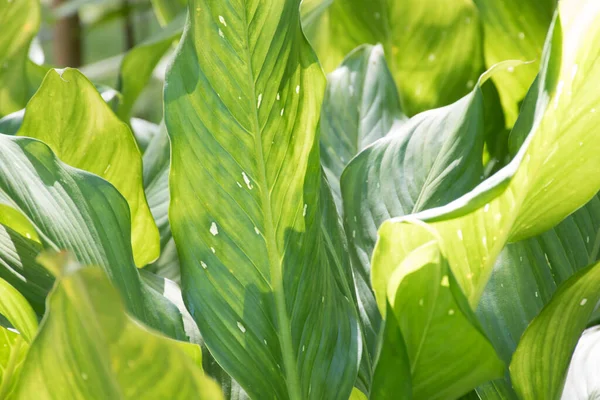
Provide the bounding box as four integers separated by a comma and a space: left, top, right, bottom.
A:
371, 223, 504, 399
12, 252, 222, 399
0, 276, 38, 399
477, 194, 600, 364
0, 224, 52, 316
0, 0, 40, 117
372, 0, 600, 314
320, 44, 405, 210
164, 1, 359, 399
0, 135, 187, 340
303, 0, 484, 115
116, 15, 184, 121
473, 0, 556, 125
17, 68, 159, 267
510, 260, 600, 399
341, 66, 504, 372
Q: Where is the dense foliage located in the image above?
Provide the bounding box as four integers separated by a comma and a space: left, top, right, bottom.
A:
1, 0, 600, 398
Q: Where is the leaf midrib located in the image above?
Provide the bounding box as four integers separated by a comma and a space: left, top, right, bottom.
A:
239, 3, 302, 399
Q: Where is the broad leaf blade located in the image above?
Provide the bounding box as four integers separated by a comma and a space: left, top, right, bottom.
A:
510, 260, 600, 399
372, 224, 504, 399
165, 2, 359, 399
18, 68, 159, 267
320, 44, 405, 209
0, 135, 187, 340
13, 252, 222, 400
372, 0, 600, 311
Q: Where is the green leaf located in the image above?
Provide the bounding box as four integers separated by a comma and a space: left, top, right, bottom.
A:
0, 327, 28, 400
0, 0, 40, 117
0, 277, 38, 343
370, 302, 412, 400
12, 252, 223, 400
0, 224, 52, 316
474, 0, 555, 125
304, 0, 484, 115
320, 44, 406, 210
0, 277, 37, 399
150, 0, 186, 26
372, 0, 600, 313
301, 0, 387, 74
343, 65, 504, 334
476, 194, 600, 365
116, 15, 184, 121
0, 110, 24, 136
17, 68, 159, 267
0, 135, 187, 340
164, 1, 360, 399
372, 223, 504, 399
510, 259, 600, 399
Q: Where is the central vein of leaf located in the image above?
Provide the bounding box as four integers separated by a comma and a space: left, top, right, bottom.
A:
242, 7, 302, 400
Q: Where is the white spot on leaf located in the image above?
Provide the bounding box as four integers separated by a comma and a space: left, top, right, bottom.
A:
210, 222, 219, 236
581, 298, 588, 306
201, 261, 208, 269
257, 93, 263, 109
440, 275, 449, 287
242, 172, 253, 189
218, 15, 227, 26
237, 321, 246, 333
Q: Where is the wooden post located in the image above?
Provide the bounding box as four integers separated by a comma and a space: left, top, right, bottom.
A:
52, 0, 82, 67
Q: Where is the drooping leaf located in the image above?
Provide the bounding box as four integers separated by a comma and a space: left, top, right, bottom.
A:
372, 0, 600, 314
116, 15, 184, 121
320, 44, 406, 210
476, 194, 600, 365
342, 65, 506, 370
12, 252, 222, 400
0, 0, 40, 117
17, 68, 159, 267
0, 135, 187, 340
510, 259, 600, 399
371, 223, 504, 399
164, 1, 360, 399
473, 0, 556, 125
303, 0, 484, 115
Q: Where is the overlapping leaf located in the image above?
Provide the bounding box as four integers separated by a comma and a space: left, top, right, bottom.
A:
12, 252, 222, 400
0, 135, 187, 339
320, 44, 405, 210
371, 222, 504, 399
303, 0, 483, 115
165, 1, 359, 399
372, 0, 600, 314
510, 259, 600, 399
17, 68, 159, 267
474, 0, 555, 125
